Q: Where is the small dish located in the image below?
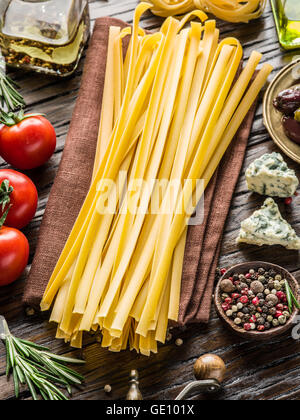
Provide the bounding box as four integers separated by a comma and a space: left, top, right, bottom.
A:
263, 59, 300, 164
214, 261, 300, 341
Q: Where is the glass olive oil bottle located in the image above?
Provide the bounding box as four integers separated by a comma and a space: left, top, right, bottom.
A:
271, 0, 300, 50
0, 0, 90, 77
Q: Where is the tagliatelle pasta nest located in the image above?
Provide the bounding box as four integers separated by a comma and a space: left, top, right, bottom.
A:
41, 3, 273, 354
144, 0, 267, 22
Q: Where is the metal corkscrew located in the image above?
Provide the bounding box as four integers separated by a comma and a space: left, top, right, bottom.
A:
175, 354, 226, 400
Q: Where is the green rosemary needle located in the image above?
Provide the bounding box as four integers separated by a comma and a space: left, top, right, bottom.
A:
0, 57, 25, 112
284, 280, 300, 314
0, 316, 85, 400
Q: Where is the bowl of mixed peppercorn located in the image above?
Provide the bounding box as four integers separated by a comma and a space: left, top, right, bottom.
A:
214, 262, 300, 340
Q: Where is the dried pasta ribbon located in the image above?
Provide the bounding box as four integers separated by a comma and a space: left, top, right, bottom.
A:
145, 0, 267, 22
40, 3, 272, 354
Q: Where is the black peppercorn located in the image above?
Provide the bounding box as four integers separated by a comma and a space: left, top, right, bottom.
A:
266, 301, 274, 308
258, 268, 265, 275
258, 299, 265, 306
268, 269, 276, 277
257, 293, 264, 300
264, 322, 271, 330
257, 317, 265, 325
233, 274, 239, 281
262, 306, 269, 314
242, 307, 249, 314
259, 276, 267, 284
269, 307, 276, 316
248, 304, 256, 313
237, 312, 244, 319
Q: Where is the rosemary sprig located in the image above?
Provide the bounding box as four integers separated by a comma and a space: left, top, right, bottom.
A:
0, 316, 85, 400
284, 280, 300, 314
0, 56, 25, 112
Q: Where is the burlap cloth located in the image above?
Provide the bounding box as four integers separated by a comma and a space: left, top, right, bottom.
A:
23, 17, 257, 325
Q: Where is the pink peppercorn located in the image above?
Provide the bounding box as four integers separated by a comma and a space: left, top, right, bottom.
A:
250, 315, 257, 323
285, 197, 293, 205
241, 288, 249, 295
225, 298, 232, 305
276, 304, 284, 311
222, 303, 230, 311
240, 296, 249, 304
244, 323, 251, 331
245, 273, 251, 279
23, 56, 31, 65
220, 268, 227, 275
231, 293, 240, 300
257, 325, 265, 332
276, 291, 285, 300
252, 297, 259, 306
275, 311, 283, 318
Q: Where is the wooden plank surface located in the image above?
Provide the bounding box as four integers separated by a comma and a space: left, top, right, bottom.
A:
1, 0, 300, 401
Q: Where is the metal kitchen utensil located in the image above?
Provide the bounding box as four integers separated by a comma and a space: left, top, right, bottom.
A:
175, 354, 226, 400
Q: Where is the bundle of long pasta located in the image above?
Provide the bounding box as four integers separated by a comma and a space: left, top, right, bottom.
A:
142, 0, 267, 23
41, 3, 272, 354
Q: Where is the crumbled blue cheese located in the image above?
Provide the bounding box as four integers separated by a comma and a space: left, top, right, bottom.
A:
237, 198, 300, 250
246, 152, 299, 197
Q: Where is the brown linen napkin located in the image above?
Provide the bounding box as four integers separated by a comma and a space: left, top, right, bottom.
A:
23, 17, 258, 326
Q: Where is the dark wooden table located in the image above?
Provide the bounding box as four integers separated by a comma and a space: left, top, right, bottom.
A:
1, 0, 300, 401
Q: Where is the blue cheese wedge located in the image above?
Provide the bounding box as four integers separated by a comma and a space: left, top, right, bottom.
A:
246, 152, 299, 197
237, 198, 300, 250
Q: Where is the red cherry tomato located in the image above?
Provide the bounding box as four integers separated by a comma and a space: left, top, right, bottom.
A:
0, 169, 38, 229
0, 114, 56, 170
0, 226, 29, 287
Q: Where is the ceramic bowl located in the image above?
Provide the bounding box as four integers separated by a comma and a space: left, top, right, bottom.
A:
214, 261, 300, 340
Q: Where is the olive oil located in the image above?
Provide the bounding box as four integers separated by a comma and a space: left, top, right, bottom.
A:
271, 0, 300, 50
0, 0, 90, 77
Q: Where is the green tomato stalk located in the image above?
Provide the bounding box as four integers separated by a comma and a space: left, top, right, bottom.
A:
0, 179, 14, 229
0, 109, 44, 127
